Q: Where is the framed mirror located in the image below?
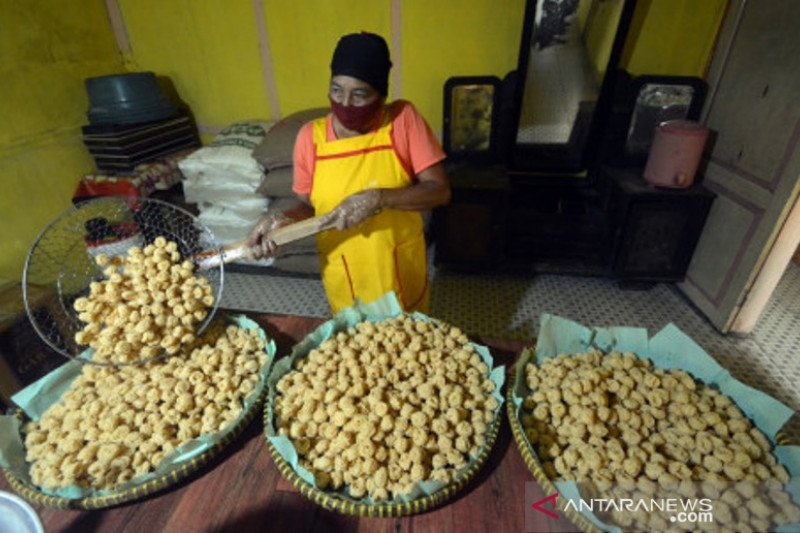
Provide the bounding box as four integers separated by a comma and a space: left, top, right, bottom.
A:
443, 76, 501, 162
509, 0, 637, 174
623, 75, 707, 165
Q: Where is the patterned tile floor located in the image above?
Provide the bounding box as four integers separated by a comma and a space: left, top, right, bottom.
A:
220, 261, 800, 441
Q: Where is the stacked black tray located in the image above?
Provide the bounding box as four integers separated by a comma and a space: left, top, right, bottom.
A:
82, 115, 200, 173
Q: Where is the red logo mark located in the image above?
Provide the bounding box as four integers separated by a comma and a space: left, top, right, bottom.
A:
532, 493, 559, 519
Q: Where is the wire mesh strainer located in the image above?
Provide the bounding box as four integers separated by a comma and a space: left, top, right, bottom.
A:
22, 196, 224, 366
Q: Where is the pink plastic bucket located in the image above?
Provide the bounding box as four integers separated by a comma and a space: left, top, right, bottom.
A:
643, 120, 709, 188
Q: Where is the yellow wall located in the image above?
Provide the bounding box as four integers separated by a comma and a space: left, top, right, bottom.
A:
584, 0, 625, 83
113, 0, 725, 132
266, 0, 392, 116
0, 0, 727, 281
117, 0, 271, 130
621, 0, 728, 77
583, 0, 726, 84
116, 0, 525, 137
403, 0, 525, 135
577, 0, 592, 33
0, 0, 124, 281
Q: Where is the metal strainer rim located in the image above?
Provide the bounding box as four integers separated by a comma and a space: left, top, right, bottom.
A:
22, 196, 225, 366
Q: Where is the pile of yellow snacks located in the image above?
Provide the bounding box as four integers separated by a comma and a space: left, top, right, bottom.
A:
521, 349, 800, 532
74, 236, 214, 364
24, 325, 267, 491
275, 316, 499, 502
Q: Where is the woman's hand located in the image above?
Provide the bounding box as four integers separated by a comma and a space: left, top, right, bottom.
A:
247, 212, 292, 259
248, 198, 316, 258
318, 189, 383, 230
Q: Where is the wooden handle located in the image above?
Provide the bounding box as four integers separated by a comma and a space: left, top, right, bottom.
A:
193, 216, 333, 270
193, 240, 250, 270
268, 216, 330, 246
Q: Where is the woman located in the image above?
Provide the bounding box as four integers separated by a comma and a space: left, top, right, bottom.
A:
248, 32, 450, 313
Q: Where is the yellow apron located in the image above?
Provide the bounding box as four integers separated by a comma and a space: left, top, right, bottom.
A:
309, 113, 429, 314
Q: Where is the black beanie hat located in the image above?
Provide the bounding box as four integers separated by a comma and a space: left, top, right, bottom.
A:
330, 32, 392, 96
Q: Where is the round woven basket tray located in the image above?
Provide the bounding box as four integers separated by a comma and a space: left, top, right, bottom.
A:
263, 404, 502, 517
3, 314, 274, 511
262, 294, 506, 517
506, 347, 604, 533
507, 346, 795, 533
4, 386, 267, 510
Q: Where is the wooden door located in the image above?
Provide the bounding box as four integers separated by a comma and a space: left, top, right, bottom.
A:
678, 0, 800, 332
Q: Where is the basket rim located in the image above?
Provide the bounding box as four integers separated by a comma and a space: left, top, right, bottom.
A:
2, 314, 274, 510
505, 350, 604, 533
262, 403, 503, 517
260, 306, 507, 517
21, 195, 225, 364
507, 346, 795, 533
4, 386, 266, 510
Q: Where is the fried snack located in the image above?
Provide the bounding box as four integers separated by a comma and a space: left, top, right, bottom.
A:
73, 237, 214, 364
521, 349, 800, 532
23, 325, 268, 491
274, 316, 498, 502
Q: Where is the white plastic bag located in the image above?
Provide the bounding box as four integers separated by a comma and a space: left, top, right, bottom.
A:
178, 120, 275, 179
179, 158, 264, 185
197, 197, 268, 222
182, 179, 259, 204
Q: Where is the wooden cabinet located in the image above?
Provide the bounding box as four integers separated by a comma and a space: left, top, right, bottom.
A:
503, 177, 611, 274
433, 164, 715, 283
603, 167, 715, 282
433, 165, 509, 271
0, 283, 66, 408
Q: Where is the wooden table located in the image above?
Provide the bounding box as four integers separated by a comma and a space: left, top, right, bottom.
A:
1, 313, 580, 533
